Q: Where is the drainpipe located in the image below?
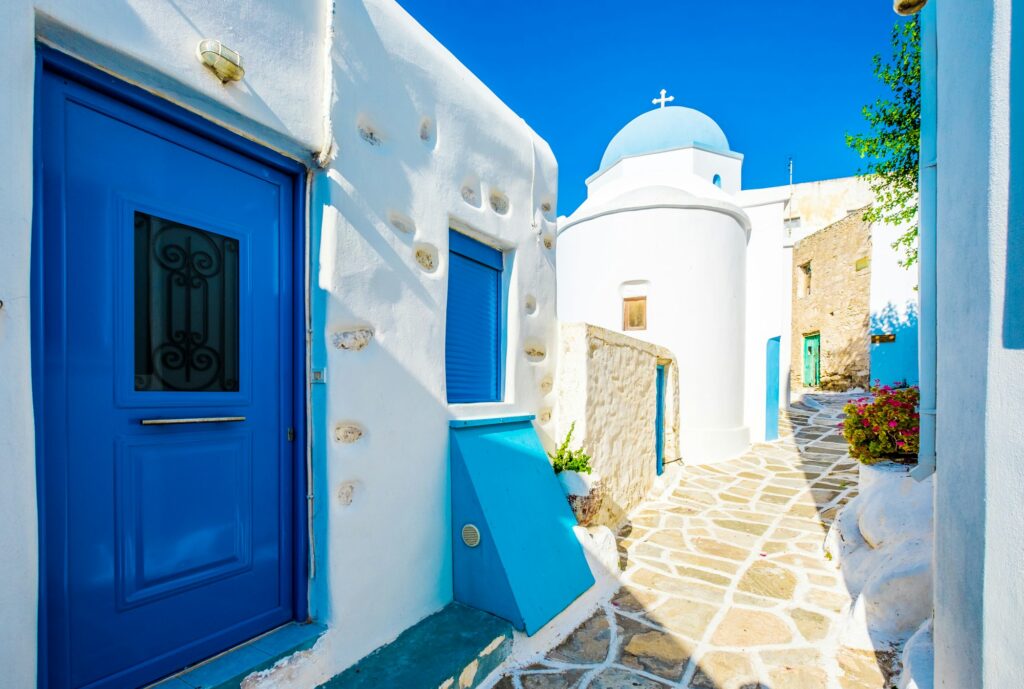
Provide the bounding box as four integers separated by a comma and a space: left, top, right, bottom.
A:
912, 0, 938, 480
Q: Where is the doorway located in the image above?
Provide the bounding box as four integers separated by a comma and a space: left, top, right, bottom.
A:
34, 50, 306, 689
803, 333, 821, 387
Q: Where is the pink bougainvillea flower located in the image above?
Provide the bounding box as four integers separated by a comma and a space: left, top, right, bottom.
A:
897, 440, 906, 448
888, 420, 898, 428
862, 419, 871, 427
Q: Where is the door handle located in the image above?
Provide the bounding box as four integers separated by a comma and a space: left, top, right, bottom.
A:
140, 416, 246, 426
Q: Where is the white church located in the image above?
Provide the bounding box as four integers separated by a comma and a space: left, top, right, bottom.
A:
559, 93, 792, 463
558, 91, 918, 465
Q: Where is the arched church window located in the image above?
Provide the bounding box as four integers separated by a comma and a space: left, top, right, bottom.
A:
712, 174, 722, 188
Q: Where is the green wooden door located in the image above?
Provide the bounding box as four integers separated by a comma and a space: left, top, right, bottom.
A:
803, 333, 821, 386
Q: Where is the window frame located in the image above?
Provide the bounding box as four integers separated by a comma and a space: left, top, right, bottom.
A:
445, 230, 506, 404
798, 261, 813, 298
622, 296, 648, 331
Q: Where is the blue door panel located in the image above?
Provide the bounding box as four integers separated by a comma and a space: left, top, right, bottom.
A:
765, 337, 781, 441
38, 60, 297, 689
655, 365, 666, 475
446, 232, 503, 403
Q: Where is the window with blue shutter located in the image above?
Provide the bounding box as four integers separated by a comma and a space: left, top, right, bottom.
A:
446, 231, 504, 403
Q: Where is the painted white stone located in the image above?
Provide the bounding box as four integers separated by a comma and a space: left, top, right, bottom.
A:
556, 469, 596, 498
825, 462, 934, 650
334, 423, 364, 444
332, 328, 375, 352
898, 618, 934, 689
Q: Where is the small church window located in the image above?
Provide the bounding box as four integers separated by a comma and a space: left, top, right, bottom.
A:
623, 296, 647, 331
798, 261, 812, 298
712, 174, 722, 188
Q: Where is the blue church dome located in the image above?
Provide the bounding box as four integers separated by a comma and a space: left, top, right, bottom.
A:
598, 106, 731, 173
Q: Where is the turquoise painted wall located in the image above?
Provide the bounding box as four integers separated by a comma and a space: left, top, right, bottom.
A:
870, 304, 920, 386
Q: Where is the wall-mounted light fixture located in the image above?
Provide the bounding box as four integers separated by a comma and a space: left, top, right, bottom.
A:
893, 0, 927, 15
197, 39, 244, 83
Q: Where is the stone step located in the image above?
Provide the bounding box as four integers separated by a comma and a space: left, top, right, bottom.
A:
317, 604, 512, 689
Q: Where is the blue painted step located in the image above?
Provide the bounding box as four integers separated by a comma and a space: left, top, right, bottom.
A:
152, 622, 327, 689
317, 604, 512, 689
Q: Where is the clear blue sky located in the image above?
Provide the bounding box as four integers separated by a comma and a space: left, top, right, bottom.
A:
396, 0, 904, 214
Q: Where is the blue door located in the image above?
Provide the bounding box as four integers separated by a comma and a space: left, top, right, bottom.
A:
765, 337, 781, 441
655, 365, 666, 475
36, 58, 299, 689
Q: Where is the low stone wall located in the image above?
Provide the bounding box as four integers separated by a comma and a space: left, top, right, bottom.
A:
555, 323, 680, 530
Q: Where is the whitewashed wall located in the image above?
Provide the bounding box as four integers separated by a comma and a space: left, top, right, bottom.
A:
0, 0, 559, 685
0, 2, 41, 686
740, 198, 789, 442
586, 148, 743, 200
933, 0, 1024, 685
558, 195, 750, 464
285, 0, 560, 683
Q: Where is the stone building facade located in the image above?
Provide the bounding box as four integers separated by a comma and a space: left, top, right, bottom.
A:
790, 209, 872, 391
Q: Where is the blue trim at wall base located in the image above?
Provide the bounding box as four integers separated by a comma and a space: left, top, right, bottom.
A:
152, 623, 326, 689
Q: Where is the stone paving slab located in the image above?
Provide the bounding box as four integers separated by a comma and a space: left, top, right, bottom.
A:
494, 394, 898, 689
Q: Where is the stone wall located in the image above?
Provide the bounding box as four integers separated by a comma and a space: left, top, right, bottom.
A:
790, 210, 872, 391
556, 323, 680, 530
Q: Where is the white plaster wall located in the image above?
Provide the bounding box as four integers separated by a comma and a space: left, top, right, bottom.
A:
933, 0, 1024, 685
1, 0, 558, 685
298, 0, 560, 681
0, 2, 40, 686
690, 148, 743, 195
741, 201, 788, 442
34, 0, 330, 155
869, 222, 918, 318
557, 207, 749, 463
555, 324, 680, 529
587, 148, 743, 201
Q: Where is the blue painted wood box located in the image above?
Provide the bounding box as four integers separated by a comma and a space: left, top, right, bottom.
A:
450, 416, 594, 635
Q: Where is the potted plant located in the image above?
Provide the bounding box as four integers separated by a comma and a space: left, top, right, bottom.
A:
841, 382, 921, 465
549, 422, 599, 523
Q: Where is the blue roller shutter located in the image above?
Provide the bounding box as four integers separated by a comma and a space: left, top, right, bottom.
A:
446, 231, 504, 403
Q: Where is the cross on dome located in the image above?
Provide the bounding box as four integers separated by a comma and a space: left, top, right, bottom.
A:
652, 89, 675, 109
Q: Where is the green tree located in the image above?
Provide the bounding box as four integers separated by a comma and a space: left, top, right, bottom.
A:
847, 16, 921, 268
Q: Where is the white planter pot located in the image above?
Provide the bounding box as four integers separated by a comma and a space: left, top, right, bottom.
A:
556, 469, 597, 497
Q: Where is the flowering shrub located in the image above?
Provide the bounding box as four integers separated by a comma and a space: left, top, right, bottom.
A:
841, 382, 920, 464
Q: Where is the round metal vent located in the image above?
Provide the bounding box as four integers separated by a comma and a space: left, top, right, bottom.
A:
461, 523, 481, 548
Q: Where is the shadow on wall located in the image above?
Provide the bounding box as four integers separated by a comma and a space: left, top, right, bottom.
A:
1006, 0, 1024, 349
820, 321, 871, 391
870, 302, 920, 386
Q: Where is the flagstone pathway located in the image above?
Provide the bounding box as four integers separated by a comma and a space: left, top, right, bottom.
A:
493, 395, 899, 689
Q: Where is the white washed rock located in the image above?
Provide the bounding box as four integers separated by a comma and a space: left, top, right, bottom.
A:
899, 618, 935, 689
332, 328, 374, 351
557, 469, 597, 497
